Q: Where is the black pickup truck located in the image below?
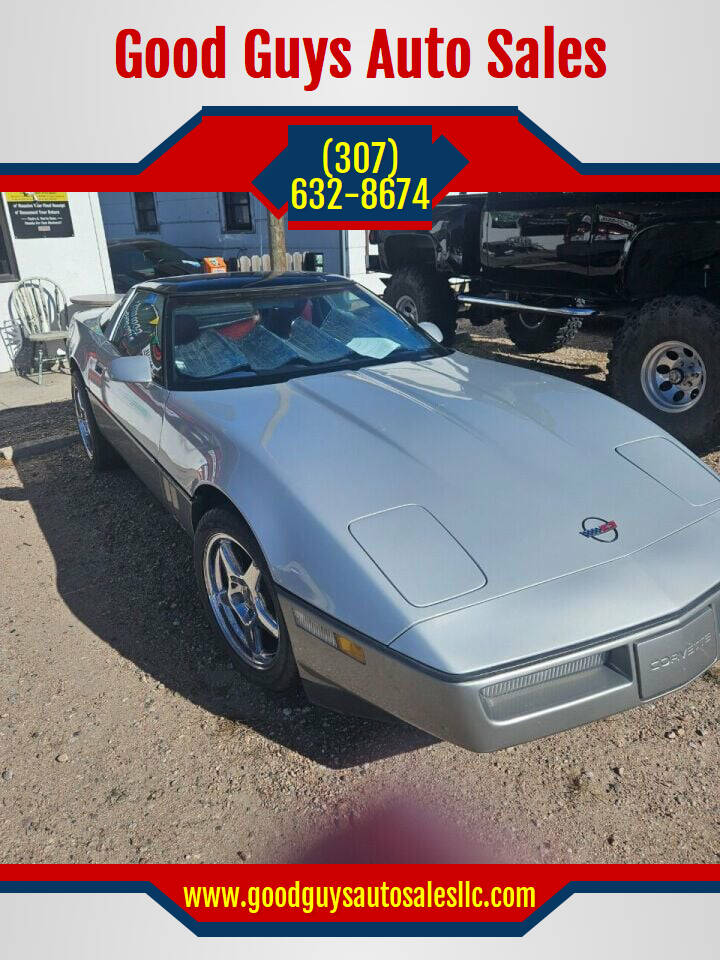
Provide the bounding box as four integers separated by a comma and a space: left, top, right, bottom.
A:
371, 193, 720, 446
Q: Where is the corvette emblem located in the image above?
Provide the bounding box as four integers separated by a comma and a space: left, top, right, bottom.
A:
580, 517, 618, 542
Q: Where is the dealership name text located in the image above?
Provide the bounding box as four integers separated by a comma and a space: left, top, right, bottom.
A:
115, 26, 607, 90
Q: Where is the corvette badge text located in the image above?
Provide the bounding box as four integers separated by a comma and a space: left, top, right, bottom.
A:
649, 631, 715, 672
579, 518, 619, 542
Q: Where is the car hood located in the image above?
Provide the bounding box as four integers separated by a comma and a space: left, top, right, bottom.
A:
167, 352, 720, 643
291, 351, 717, 579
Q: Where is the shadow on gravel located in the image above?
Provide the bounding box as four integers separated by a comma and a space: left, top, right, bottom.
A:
455, 331, 609, 390
5, 401, 434, 769
0, 398, 75, 449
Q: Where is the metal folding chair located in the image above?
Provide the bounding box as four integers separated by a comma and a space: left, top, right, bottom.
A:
9, 278, 70, 385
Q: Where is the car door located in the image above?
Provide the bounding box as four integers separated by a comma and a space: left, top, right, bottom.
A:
92, 288, 169, 501
481, 193, 594, 294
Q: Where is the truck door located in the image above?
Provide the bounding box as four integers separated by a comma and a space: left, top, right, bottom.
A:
481, 193, 594, 295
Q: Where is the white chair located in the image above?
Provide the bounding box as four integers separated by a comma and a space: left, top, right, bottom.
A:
9, 278, 70, 385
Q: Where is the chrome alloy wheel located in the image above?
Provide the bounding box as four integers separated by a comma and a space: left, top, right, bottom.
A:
395, 294, 419, 324
73, 384, 94, 459
640, 340, 707, 413
203, 533, 280, 669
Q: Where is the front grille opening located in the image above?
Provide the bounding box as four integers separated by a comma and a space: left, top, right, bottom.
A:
480, 652, 606, 700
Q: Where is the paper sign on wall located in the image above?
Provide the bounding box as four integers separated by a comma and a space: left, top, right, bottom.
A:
4, 192, 74, 238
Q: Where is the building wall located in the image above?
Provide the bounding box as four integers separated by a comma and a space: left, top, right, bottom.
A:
345, 229, 388, 295
99, 193, 346, 275
0, 193, 114, 373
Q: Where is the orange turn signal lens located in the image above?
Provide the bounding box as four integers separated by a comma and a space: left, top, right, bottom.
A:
335, 634, 366, 664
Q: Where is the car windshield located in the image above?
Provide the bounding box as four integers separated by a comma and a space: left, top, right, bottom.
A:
170, 284, 442, 388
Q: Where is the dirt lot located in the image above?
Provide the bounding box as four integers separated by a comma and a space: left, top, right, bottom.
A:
1, 319, 719, 864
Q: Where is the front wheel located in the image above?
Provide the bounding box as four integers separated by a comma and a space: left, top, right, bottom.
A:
193, 507, 298, 691
71, 371, 119, 471
607, 296, 720, 448
504, 311, 582, 353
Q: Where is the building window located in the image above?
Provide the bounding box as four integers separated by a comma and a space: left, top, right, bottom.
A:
134, 193, 158, 232
222, 193, 253, 232
0, 203, 19, 282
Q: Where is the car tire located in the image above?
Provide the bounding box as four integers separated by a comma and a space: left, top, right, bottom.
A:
71, 371, 119, 471
504, 311, 582, 353
194, 507, 298, 692
383, 267, 457, 345
607, 296, 720, 449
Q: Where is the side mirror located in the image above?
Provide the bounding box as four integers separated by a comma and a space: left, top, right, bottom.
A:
419, 321, 444, 344
110, 354, 152, 384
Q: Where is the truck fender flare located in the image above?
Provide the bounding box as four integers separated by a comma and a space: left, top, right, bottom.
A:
621, 221, 720, 299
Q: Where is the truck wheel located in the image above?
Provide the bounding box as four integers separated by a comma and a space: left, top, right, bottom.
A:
607, 296, 720, 448
384, 267, 457, 345
504, 311, 582, 353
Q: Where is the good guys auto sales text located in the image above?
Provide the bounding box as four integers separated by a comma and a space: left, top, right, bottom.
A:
115, 26, 607, 90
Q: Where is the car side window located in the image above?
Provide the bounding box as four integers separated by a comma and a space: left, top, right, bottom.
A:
110, 246, 148, 275
109, 247, 152, 290
112, 290, 165, 382
99, 295, 126, 334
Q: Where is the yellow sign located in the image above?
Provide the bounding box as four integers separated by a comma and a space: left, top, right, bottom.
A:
4, 192, 69, 203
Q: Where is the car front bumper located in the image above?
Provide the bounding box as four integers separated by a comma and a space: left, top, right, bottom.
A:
278, 586, 720, 753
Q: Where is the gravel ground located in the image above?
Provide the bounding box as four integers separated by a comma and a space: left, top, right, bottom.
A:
1, 320, 719, 864
0, 384, 75, 449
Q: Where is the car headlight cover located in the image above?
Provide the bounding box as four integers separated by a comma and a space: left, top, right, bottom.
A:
616, 437, 720, 506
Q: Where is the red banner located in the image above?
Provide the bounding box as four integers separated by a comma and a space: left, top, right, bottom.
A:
4, 111, 720, 201
2, 864, 719, 934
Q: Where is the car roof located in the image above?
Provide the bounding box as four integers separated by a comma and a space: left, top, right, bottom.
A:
108, 238, 178, 247
141, 272, 352, 295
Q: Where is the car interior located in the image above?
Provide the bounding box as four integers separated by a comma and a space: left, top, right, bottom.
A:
171, 293, 414, 380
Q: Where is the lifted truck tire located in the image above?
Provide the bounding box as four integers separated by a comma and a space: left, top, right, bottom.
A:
383, 267, 457, 345
504, 311, 583, 353
608, 296, 720, 448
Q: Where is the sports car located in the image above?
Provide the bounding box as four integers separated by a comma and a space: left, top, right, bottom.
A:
68, 272, 720, 751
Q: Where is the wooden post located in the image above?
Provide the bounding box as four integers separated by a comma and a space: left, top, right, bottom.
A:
268, 213, 287, 273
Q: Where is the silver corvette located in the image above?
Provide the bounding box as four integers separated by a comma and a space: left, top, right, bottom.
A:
68, 272, 720, 752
